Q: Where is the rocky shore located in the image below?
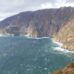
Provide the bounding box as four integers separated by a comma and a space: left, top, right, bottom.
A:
52, 63, 74, 74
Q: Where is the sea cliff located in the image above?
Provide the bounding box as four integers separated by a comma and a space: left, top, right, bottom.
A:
0, 7, 74, 50
56, 15, 74, 50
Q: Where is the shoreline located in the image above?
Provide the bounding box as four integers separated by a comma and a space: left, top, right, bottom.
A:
52, 39, 74, 53
0, 34, 50, 39
24, 34, 50, 39
0, 34, 74, 53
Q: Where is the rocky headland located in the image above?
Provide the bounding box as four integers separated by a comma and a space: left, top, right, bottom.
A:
0, 7, 74, 50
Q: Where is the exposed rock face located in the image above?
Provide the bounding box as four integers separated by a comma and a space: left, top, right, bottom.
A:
56, 16, 74, 50
52, 63, 74, 74
0, 7, 74, 50
0, 7, 74, 38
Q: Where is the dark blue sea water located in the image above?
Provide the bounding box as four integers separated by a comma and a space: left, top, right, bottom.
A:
0, 36, 74, 74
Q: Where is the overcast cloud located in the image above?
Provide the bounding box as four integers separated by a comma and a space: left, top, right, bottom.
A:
0, 0, 74, 20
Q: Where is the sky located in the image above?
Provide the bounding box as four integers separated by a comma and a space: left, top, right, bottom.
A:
0, 0, 74, 21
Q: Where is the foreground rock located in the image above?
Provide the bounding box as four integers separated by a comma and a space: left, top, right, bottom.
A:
52, 63, 74, 74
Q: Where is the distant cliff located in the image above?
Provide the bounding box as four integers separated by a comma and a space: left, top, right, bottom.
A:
52, 63, 74, 74
0, 7, 74, 38
0, 7, 74, 50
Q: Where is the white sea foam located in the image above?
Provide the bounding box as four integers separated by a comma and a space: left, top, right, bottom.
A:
0, 34, 7, 37
0, 34, 14, 37
52, 39, 74, 53
52, 40, 63, 47
0, 34, 4, 36
0, 33, 49, 39
23, 34, 49, 39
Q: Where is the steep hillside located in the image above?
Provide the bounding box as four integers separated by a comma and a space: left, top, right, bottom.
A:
0, 7, 74, 37
52, 63, 74, 74
56, 15, 74, 50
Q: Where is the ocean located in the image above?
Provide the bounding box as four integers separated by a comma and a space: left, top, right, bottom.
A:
0, 36, 74, 74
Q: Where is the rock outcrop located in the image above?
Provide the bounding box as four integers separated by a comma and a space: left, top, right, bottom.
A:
52, 63, 74, 74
